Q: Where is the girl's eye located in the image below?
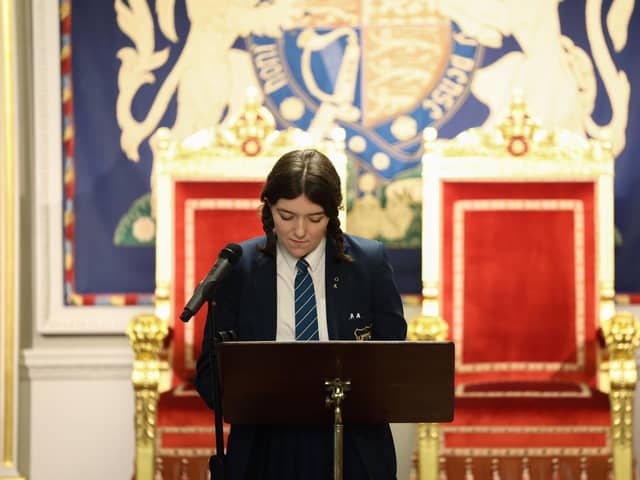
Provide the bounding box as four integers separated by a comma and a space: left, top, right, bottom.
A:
309, 216, 324, 223
279, 213, 293, 221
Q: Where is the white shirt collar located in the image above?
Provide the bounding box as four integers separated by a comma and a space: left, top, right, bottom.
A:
276, 236, 326, 273
303, 236, 326, 272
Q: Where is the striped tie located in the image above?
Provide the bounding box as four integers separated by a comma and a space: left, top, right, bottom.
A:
294, 258, 319, 341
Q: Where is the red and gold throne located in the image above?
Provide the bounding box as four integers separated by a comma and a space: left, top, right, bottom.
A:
409, 96, 640, 480
127, 93, 348, 480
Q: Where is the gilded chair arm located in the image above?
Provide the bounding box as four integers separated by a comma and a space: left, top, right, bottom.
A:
600, 311, 640, 480
407, 313, 449, 342
601, 311, 640, 444
127, 313, 170, 480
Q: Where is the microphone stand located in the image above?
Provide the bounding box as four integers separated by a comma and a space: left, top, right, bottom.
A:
205, 295, 226, 480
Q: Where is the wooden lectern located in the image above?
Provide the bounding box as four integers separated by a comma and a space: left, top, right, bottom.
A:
217, 341, 455, 479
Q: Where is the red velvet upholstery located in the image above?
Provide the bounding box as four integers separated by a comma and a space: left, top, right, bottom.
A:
442, 181, 597, 386
157, 384, 230, 452
171, 180, 264, 386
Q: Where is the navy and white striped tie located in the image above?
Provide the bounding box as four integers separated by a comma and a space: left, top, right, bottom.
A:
294, 258, 319, 341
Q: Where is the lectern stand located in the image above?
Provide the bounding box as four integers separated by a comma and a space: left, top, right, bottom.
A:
217, 341, 455, 479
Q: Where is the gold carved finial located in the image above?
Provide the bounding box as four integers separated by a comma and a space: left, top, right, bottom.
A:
408, 281, 449, 341
408, 313, 449, 341
222, 86, 276, 156
497, 90, 539, 156
602, 311, 640, 363
157, 87, 316, 159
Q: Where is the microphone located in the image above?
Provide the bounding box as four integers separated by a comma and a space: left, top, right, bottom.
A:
179, 243, 243, 322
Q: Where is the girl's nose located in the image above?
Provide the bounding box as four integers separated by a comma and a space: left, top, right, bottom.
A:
294, 217, 306, 237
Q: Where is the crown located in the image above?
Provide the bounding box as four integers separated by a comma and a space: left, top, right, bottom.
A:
220, 87, 277, 156
496, 90, 540, 156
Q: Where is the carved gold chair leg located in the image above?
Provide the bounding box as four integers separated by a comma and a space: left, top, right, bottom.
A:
408, 304, 449, 480
417, 423, 440, 480
128, 313, 169, 480
601, 311, 640, 480
610, 385, 634, 480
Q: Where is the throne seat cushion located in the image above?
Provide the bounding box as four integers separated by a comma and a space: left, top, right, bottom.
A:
156, 382, 229, 454
443, 381, 610, 453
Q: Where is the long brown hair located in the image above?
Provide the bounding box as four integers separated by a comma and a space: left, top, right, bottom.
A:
259, 149, 351, 262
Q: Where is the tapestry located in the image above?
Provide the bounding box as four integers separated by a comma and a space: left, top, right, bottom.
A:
61, 0, 640, 305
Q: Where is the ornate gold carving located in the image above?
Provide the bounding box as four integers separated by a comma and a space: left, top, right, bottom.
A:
128, 313, 169, 480
154, 89, 315, 162
552, 458, 560, 479
464, 458, 474, 478
410, 284, 447, 480
409, 280, 448, 342
490, 458, 501, 479
416, 422, 440, 480
408, 314, 449, 342
496, 91, 539, 156
601, 312, 640, 447
222, 87, 276, 156
422, 97, 614, 178
579, 457, 587, 478
521, 457, 531, 480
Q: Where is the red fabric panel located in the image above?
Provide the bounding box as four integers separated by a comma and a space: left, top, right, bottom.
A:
444, 431, 608, 449
461, 381, 586, 394
445, 386, 610, 449
173, 180, 265, 385
157, 389, 212, 426
160, 432, 219, 449
157, 385, 230, 450
463, 210, 576, 364
453, 388, 610, 422
441, 182, 597, 385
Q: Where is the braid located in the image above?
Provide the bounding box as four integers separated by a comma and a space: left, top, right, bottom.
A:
258, 203, 277, 256
259, 148, 347, 259
327, 217, 352, 263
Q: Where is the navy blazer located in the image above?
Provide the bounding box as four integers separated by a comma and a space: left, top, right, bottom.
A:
196, 233, 407, 479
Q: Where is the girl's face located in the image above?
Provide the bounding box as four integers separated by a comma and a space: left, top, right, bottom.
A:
270, 194, 329, 258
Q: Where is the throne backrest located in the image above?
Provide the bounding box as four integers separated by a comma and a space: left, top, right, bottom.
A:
151, 99, 348, 387
420, 96, 615, 389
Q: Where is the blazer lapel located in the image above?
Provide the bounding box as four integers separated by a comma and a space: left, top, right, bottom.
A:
325, 238, 351, 340
252, 251, 277, 340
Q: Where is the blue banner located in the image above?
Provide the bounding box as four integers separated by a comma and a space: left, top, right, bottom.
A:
65, 0, 640, 303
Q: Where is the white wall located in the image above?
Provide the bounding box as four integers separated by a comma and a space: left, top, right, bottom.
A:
21, 348, 135, 480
